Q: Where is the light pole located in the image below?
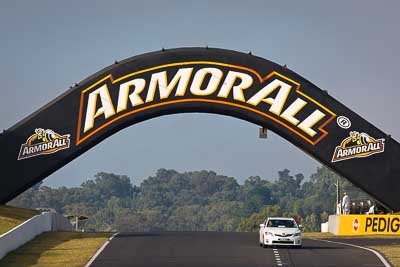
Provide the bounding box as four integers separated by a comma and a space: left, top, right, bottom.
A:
335, 178, 340, 215
67, 215, 89, 232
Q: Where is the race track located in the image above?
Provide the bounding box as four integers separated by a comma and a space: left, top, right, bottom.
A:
89, 232, 390, 267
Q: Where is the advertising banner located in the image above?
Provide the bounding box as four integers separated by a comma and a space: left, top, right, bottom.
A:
331, 215, 400, 235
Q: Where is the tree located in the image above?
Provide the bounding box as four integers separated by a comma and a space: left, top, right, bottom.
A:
303, 213, 319, 232
9, 166, 375, 233
237, 205, 282, 232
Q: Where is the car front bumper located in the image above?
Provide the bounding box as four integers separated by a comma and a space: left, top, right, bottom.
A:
263, 234, 302, 246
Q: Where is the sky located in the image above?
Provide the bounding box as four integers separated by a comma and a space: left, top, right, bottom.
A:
0, 1, 399, 187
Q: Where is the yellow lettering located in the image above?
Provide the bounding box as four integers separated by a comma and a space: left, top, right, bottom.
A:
146, 68, 193, 102
217, 71, 253, 102
298, 110, 326, 137
280, 98, 307, 125
190, 68, 223, 96
247, 79, 291, 116
84, 84, 115, 133
117, 78, 146, 113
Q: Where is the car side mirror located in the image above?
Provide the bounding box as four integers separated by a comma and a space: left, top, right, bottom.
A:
298, 224, 302, 229
260, 224, 265, 227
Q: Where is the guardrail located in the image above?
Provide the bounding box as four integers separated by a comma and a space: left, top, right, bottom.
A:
0, 212, 73, 259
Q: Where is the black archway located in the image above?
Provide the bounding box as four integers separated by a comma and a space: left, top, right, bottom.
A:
1, 48, 399, 210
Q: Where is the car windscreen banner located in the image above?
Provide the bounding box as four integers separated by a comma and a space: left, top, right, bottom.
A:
0, 48, 399, 210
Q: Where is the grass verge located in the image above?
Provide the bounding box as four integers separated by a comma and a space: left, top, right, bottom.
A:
0, 232, 111, 267
303, 232, 400, 239
369, 245, 400, 267
0, 205, 39, 235
303, 232, 400, 266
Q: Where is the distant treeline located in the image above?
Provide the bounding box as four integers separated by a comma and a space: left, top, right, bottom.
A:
10, 166, 369, 232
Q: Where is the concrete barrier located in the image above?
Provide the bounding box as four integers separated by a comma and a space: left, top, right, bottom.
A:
328, 215, 340, 235
51, 213, 74, 232
0, 212, 73, 259
321, 222, 329, 233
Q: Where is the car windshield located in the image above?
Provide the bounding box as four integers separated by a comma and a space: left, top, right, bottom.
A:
267, 219, 297, 228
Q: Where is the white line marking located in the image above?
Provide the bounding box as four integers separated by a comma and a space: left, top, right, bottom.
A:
308, 238, 391, 267
85, 232, 118, 267
273, 248, 282, 267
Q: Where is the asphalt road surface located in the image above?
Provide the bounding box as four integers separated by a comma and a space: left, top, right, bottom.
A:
90, 232, 391, 267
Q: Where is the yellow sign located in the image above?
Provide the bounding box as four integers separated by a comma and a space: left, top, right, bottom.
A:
337, 215, 400, 235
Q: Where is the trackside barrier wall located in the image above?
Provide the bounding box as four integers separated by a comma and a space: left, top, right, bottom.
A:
328, 214, 400, 235
320, 222, 329, 233
0, 212, 73, 259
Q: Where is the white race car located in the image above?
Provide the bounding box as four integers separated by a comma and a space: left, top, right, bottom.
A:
259, 217, 302, 248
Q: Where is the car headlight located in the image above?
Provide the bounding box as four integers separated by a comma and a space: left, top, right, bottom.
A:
294, 232, 301, 237
265, 232, 274, 236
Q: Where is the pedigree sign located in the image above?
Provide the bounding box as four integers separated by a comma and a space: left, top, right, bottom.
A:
76, 62, 336, 145
337, 215, 400, 235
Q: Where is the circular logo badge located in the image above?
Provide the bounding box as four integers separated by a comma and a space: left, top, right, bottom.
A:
352, 218, 360, 232
337, 116, 351, 129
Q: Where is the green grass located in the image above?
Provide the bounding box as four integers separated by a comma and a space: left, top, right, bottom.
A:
0, 205, 39, 235
0, 206, 110, 267
303, 232, 400, 239
369, 245, 400, 267
304, 232, 400, 266
0, 232, 111, 267
302, 232, 335, 239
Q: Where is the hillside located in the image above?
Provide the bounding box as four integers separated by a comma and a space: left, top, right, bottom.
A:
9, 166, 370, 232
